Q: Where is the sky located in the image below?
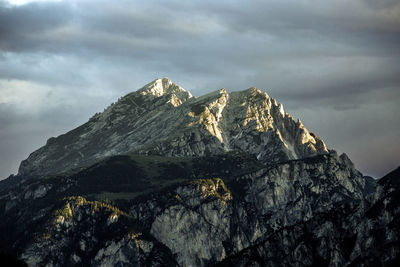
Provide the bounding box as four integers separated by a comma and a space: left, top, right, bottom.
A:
0, 0, 399, 179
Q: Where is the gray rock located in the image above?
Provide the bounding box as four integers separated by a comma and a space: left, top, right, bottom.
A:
18, 78, 327, 178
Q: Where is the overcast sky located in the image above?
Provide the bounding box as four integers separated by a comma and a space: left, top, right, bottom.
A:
0, 0, 399, 179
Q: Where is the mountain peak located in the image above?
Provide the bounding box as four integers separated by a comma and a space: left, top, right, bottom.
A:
247, 86, 262, 94
138, 77, 171, 96
130, 77, 193, 107
18, 79, 329, 177
137, 77, 192, 99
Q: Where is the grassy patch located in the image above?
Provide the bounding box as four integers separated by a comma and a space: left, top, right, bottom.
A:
190, 178, 231, 201
54, 196, 130, 218
54, 202, 73, 219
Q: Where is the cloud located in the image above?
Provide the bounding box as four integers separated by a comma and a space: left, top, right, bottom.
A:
0, 1, 73, 51
0, 0, 399, 179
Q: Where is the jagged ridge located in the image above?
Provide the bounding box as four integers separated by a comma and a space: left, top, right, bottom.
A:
18, 78, 328, 178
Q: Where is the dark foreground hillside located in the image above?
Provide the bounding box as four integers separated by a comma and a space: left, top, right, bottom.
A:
0, 152, 398, 266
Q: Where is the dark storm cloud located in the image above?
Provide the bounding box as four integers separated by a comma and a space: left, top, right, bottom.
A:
364, 0, 399, 9
0, 0, 399, 179
269, 58, 400, 108
1, 0, 399, 56
0, 1, 218, 56
0, 1, 73, 51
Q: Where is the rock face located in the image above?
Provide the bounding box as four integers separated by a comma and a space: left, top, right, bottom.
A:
1, 151, 377, 266
218, 167, 400, 267
0, 78, 398, 266
20, 196, 177, 267
18, 78, 327, 177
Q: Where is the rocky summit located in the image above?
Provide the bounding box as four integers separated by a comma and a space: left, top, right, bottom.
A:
18, 78, 327, 178
0, 78, 398, 266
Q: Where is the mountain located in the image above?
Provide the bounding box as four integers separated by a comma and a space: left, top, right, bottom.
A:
0, 78, 398, 266
18, 78, 327, 178
217, 167, 400, 267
